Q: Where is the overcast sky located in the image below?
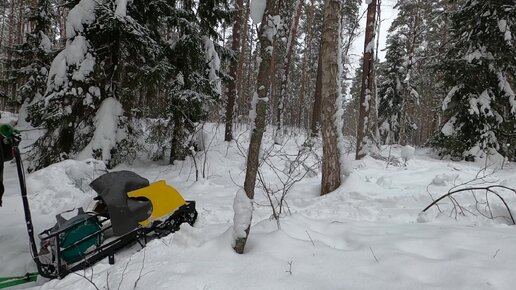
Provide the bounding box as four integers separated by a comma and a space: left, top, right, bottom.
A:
349, 0, 399, 69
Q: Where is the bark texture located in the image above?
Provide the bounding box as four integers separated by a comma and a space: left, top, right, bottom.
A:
356, 0, 377, 159
275, 0, 303, 142
320, 0, 341, 195
224, 0, 244, 141
233, 0, 277, 254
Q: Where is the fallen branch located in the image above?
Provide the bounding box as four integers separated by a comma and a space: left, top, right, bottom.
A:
422, 185, 516, 225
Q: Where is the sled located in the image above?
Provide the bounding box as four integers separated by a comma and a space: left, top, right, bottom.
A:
13, 146, 198, 280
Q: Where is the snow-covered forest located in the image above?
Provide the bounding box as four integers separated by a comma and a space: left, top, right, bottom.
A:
0, 0, 515, 289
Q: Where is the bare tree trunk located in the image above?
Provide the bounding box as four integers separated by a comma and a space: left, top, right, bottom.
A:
0, 3, 7, 49
320, 0, 341, 195
356, 0, 377, 160
16, 0, 24, 44
7, 0, 15, 55
233, 0, 278, 254
236, 0, 250, 120
224, 0, 244, 141
275, 0, 303, 143
4, 0, 17, 108
298, 0, 315, 129
240, 27, 255, 120
61, 6, 66, 43
310, 51, 323, 137
399, 8, 420, 146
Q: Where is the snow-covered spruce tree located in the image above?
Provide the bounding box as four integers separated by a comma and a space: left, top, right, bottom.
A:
159, 0, 230, 164
27, 0, 100, 170
80, 0, 176, 167
377, 0, 450, 146
377, 34, 404, 144
28, 0, 180, 170
376, 0, 426, 146
431, 0, 516, 160
4, 0, 54, 109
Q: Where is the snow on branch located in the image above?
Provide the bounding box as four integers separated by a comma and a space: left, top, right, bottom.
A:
66, 0, 101, 39
203, 36, 221, 95
77, 97, 126, 163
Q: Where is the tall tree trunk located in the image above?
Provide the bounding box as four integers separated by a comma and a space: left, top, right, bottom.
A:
275, 0, 303, 143
16, 0, 24, 44
0, 3, 7, 49
310, 51, 323, 137
60, 6, 66, 44
224, 0, 244, 141
233, 0, 278, 254
399, 8, 420, 146
236, 0, 250, 121
298, 0, 315, 129
5, 0, 17, 107
319, 0, 342, 195
268, 0, 283, 133
356, 0, 377, 159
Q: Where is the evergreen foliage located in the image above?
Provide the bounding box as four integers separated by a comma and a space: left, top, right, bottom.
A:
377, 0, 449, 145
0, 0, 55, 108
27, 0, 100, 170
27, 0, 230, 170
431, 0, 516, 160
378, 35, 404, 144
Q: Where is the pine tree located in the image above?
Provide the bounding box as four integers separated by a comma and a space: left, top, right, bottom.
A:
320, 0, 342, 194
431, 0, 516, 160
356, 0, 378, 159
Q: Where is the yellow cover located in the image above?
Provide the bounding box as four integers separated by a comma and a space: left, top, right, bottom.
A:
127, 181, 186, 226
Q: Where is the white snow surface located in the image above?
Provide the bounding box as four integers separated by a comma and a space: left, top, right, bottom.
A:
1, 123, 516, 289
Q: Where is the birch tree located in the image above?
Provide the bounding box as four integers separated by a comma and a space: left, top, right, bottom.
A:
233, 0, 279, 254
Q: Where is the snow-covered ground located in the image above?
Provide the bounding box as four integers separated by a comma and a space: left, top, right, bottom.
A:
1, 121, 516, 290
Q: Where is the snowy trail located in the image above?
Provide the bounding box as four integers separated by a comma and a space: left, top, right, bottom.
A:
1, 124, 516, 289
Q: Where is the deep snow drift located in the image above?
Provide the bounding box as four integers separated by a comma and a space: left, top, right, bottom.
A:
1, 121, 516, 290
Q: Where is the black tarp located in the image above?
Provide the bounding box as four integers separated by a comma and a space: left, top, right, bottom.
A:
90, 171, 152, 236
